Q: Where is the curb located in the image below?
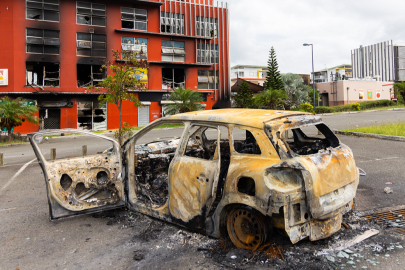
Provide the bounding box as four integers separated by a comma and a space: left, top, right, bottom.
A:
318, 107, 405, 116
334, 129, 405, 142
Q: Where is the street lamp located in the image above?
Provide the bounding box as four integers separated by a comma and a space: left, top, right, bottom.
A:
303, 43, 316, 108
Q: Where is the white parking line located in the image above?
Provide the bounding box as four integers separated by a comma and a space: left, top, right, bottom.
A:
0, 158, 36, 195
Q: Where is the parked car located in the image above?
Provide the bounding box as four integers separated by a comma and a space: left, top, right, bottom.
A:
29, 109, 359, 250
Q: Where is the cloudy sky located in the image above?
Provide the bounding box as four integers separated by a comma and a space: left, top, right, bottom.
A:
229, 0, 405, 74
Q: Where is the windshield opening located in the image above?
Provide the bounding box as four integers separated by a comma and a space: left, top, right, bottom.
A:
283, 123, 340, 156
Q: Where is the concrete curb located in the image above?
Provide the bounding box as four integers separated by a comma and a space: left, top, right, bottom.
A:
318, 107, 405, 116
334, 129, 405, 142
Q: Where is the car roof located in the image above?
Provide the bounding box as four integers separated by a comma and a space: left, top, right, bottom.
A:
166, 109, 312, 129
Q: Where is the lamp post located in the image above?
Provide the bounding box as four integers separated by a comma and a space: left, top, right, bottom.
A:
303, 43, 316, 107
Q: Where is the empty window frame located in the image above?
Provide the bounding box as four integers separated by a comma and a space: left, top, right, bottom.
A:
121, 7, 147, 31
77, 101, 107, 131
196, 17, 217, 37
121, 37, 148, 60
26, 62, 60, 87
197, 43, 218, 64
77, 33, 106, 57
26, 0, 59, 22
232, 127, 261, 155
160, 12, 184, 35
77, 64, 106, 87
161, 40, 185, 62
198, 70, 218, 90
162, 68, 185, 90
26, 28, 60, 55
76, 2, 106, 26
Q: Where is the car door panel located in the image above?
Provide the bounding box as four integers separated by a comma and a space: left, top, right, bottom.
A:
28, 129, 125, 220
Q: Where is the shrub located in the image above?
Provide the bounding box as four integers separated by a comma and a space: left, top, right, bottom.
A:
398, 95, 404, 105
333, 104, 352, 112
314, 106, 335, 114
351, 102, 360, 111
300, 102, 313, 113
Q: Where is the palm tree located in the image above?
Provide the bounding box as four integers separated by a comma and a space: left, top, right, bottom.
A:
164, 87, 204, 115
0, 96, 38, 141
254, 88, 287, 110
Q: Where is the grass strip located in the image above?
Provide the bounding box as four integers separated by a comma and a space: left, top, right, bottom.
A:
344, 121, 405, 137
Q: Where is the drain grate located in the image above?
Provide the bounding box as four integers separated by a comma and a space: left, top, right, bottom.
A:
362, 209, 405, 235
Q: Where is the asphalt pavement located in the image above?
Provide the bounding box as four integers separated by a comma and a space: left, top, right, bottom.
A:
0, 109, 404, 269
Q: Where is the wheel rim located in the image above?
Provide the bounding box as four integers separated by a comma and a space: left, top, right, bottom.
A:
227, 208, 266, 250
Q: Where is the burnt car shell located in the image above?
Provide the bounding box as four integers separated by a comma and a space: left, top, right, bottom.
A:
29, 109, 359, 249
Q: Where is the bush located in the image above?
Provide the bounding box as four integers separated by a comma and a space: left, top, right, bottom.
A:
398, 95, 404, 105
359, 100, 395, 110
300, 103, 314, 113
351, 102, 360, 111
333, 104, 352, 112
314, 106, 335, 114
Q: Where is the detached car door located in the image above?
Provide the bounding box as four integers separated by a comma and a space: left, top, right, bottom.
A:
29, 129, 125, 220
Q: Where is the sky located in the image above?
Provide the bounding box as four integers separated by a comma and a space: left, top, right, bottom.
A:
229, 0, 405, 74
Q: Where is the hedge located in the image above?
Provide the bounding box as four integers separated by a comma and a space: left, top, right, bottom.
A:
314, 100, 397, 114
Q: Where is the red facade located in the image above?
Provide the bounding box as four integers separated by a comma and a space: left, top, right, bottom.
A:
0, 0, 230, 134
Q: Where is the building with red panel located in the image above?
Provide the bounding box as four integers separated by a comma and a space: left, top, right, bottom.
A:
0, 0, 230, 134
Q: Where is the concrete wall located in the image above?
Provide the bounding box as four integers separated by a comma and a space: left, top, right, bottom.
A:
316, 81, 392, 106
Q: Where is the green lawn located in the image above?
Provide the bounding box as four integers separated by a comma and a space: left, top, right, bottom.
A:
344, 121, 405, 137
0, 140, 28, 146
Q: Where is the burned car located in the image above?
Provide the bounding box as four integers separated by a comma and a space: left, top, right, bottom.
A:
29, 109, 359, 250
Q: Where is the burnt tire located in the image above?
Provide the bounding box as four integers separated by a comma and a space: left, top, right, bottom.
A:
226, 207, 267, 250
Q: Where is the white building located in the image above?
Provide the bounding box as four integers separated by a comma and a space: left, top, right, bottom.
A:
312, 64, 352, 84
351, 40, 405, 82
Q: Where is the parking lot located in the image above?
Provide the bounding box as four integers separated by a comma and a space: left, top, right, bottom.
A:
0, 109, 404, 269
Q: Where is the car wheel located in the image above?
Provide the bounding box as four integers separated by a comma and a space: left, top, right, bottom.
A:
226, 207, 267, 250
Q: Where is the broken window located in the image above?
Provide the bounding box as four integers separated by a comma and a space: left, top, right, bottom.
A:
77, 65, 106, 87
198, 70, 218, 90
233, 127, 261, 155
77, 101, 107, 131
197, 43, 218, 64
26, 0, 59, 22
121, 7, 147, 31
134, 123, 186, 206
76, 2, 106, 27
77, 33, 106, 57
121, 37, 148, 60
161, 40, 185, 62
160, 12, 184, 34
26, 28, 60, 55
281, 124, 340, 156
26, 62, 60, 87
162, 68, 185, 90
196, 16, 217, 37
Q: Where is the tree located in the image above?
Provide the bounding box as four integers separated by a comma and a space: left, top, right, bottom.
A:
281, 73, 311, 109
0, 96, 38, 141
393, 81, 405, 103
233, 80, 254, 108
164, 87, 204, 115
97, 50, 148, 145
254, 88, 287, 110
265, 47, 284, 91
308, 87, 320, 106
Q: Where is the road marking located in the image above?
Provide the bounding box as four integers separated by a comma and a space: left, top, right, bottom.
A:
0, 158, 36, 194
0, 208, 16, 212
358, 157, 399, 163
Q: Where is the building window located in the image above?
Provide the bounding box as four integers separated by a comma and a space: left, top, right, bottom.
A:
238, 71, 244, 77
161, 12, 184, 34
161, 40, 185, 62
77, 101, 107, 131
76, 2, 106, 26
26, 62, 60, 87
162, 68, 185, 90
121, 37, 148, 60
77, 33, 106, 57
196, 17, 217, 37
197, 43, 218, 64
77, 64, 106, 87
121, 7, 147, 31
26, 0, 59, 22
26, 28, 60, 55
198, 70, 218, 90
